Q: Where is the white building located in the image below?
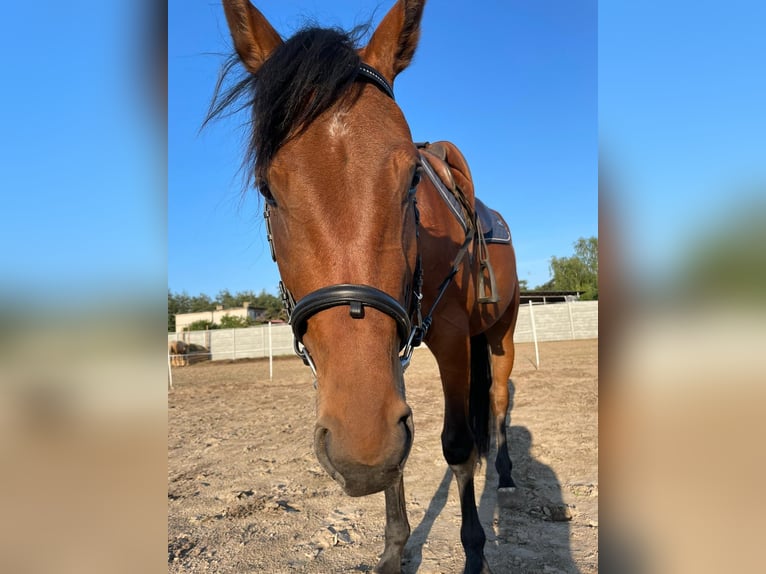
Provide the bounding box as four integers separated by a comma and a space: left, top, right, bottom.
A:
174, 302, 266, 332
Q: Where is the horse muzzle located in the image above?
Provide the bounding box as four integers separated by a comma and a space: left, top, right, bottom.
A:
313, 410, 414, 496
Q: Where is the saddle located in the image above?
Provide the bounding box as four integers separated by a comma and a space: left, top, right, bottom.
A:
417, 141, 511, 304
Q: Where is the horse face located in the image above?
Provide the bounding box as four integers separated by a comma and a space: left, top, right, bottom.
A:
268, 102, 419, 496
221, 0, 427, 496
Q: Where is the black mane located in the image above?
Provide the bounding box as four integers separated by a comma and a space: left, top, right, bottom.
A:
205, 27, 365, 187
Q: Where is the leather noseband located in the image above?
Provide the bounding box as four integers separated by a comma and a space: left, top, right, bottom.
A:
290, 284, 412, 351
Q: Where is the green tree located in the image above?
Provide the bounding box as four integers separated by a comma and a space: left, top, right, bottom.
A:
545, 236, 598, 299
219, 314, 256, 329
185, 319, 218, 331
189, 293, 214, 312
573, 236, 598, 278
168, 290, 180, 331
215, 288, 239, 309
168, 290, 198, 331
253, 289, 284, 320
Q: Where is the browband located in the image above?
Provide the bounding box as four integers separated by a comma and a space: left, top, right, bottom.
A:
357, 63, 395, 100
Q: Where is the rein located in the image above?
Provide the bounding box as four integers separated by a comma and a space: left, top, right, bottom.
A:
265, 63, 468, 377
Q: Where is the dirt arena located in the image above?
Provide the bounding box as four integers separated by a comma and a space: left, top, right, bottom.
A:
168, 339, 598, 573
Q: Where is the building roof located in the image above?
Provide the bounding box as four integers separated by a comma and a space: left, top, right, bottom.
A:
519, 290, 582, 304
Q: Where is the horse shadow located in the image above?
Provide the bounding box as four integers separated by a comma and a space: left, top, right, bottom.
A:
402, 466, 453, 573
404, 380, 580, 573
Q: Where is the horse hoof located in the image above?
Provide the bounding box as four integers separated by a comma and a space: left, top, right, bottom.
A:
463, 560, 493, 574
463, 553, 493, 574
374, 554, 402, 574
498, 486, 516, 493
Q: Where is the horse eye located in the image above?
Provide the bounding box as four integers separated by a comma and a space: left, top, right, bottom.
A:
258, 181, 276, 205
410, 170, 421, 190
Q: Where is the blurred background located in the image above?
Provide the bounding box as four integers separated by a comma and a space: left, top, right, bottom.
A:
0, 1, 167, 573
600, 1, 766, 572
0, 1, 764, 573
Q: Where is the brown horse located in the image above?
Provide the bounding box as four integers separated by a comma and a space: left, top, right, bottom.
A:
209, 1, 520, 572
168, 340, 187, 367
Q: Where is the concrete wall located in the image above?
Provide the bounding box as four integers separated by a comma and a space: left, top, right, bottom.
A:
169, 323, 294, 361
168, 301, 597, 362
513, 300, 598, 343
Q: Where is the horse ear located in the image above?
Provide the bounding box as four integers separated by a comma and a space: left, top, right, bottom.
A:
361, 0, 426, 82
222, 0, 283, 74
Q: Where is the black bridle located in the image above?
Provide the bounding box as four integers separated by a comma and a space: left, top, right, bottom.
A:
277, 275, 423, 377
271, 213, 424, 377
263, 63, 424, 377
290, 284, 412, 349
265, 63, 460, 378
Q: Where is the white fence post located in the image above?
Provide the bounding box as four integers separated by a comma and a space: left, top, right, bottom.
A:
268, 321, 273, 380
567, 299, 575, 340
529, 300, 540, 369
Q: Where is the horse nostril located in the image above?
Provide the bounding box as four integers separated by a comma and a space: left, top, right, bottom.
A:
314, 425, 346, 489
399, 406, 413, 433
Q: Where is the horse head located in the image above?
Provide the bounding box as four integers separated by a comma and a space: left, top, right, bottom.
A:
219, 0, 427, 496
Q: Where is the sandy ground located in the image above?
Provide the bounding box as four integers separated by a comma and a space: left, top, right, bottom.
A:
168, 339, 598, 573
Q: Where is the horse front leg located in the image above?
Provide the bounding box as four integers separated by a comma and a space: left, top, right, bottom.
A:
448, 447, 492, 574
374, 475, 410, 574
431, 332, 492, 573
442, 370, 491, 571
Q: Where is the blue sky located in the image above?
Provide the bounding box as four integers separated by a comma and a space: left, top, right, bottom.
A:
169, 0, 598, 297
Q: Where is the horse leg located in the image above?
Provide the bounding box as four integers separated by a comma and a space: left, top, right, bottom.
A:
374, 475, 410, 574
431, 334, 492, 574
486, 302, 519, 491
450, 450, 492, 574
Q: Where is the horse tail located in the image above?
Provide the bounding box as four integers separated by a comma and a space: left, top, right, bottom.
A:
469, 333, 492, 458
